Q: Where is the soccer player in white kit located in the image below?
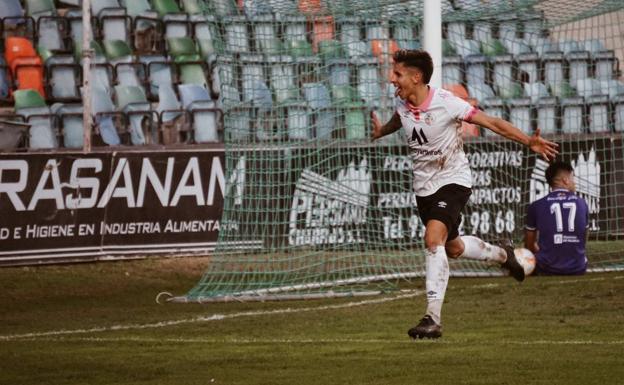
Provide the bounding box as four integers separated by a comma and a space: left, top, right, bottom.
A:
371, 50, 559, 339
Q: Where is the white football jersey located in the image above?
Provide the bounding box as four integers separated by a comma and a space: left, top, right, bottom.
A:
395, 87, 477, 196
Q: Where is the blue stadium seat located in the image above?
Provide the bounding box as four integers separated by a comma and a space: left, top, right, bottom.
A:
114, 85, 152, 144
561, 96, 585, 134
251, 14, 281, 55
356, 57, 382, 107
567, 51, 591, 85
594, 51, 617, 80
14, 89, 58, 149
524, 82, 550, 104
91, 86, 121, 145
508, 97, 532, 134
178, 83, 219, 142
536, 96, 558, 134
587, 95, 610, 133
224, 15, 250, 53
614, 94, 624, 132
442, 56, 463, 86
517, 52, 540, 84
52, 103, 83, 148
268, 55, 300, 104
481, 97, 506, 137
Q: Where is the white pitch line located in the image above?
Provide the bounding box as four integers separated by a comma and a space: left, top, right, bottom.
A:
11, 336, 624, 346
2, 274, 622, 342
0, 290, 425, 341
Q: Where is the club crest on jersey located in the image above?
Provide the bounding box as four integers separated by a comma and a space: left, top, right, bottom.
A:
437, 201, 447, 208
424, 113, 434, 125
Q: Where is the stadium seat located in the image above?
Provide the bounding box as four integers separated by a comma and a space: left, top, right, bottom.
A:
224, 15, 250, 53
285, 102, 311, 140
536, 96, 558, 134
251, 14, 281, 55
522, 14, 544, 43
40, 49, 81, 102
594, 51, 617, 80
90, 86, 121, 145
508, 97, 532, 134
614, 94, 624, 132
53, 103, 83, 148
157, 84, 189, 144
167, 37, 209, 89
442, 56, 463, 85
4, 37, 46, 98
481, 40, 506, 57
299, 0, 322, 14
517, 52, 539, 84
211, 55, 235, 97
283, 16, 307, 44
163, 17, 191, 40
482, 98, 506, 136
103, 40, 147, 94
550, 81, 575, 99
157, 82, 183, 123
543, 51, 565, 87
465, 55, 488, 86
364, 19, 389, 41
344, 103, 366, 139
370, 39, 399, 59
467, 82, 495, 103
24, 0, 56, 20
356, 57, 382, 107
178, 83, 219, 142
524, 82, 550, 104
193, 15, 224, 61
328, 59, 351, 86
302, 82, 334, 139
331, 84, 360, 105
559, 40, 581, 55
114, 85, 152, 144
0, 118, 29, 150
576, 78, 602, 98
13, 89, 57, 148
567, 51, 591, 85
473, 23, 493, 43
0, 62, 12, 103
337, 16, 368, 58
99, 11, 132, 42
492, 55, 515, 98
286, 39, 314, 57
392, 18, 419, 50
312, 15, 335, 52
442, 39, 456, 57
119, 0, 162, 55
139, 55, 174, 99
497, 14, 517, 41
587, 95, 610, 133
445, 21, 466, 44
318, 40, 344, 61
179, 0, 209, 14
531, 38, 558, 56
92, 0, 123, 16
268, 55, 300, 104
212, 0, 238, 17
1, 0, 33, 41
561, 96, 585, 133
502, 38, 531, 56
600, 79, 624, 99
453, 39, 480, 58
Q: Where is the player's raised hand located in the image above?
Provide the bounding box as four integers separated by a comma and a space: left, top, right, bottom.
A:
370, 111, 383, 141
529, 127, 559, 161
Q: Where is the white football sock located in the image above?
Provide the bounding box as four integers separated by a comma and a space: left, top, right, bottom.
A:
425, 246, 449, 325
459, 235, 507, 264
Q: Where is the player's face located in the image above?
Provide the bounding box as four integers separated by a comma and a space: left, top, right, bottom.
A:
390, 62, 423, 100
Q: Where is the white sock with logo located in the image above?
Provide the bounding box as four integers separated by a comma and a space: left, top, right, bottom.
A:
459, 235, 507, 264
425, 246, 449, 325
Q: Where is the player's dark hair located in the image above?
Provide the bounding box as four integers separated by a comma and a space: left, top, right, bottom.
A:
545, 161, 574, 186
392, 49, 434, 84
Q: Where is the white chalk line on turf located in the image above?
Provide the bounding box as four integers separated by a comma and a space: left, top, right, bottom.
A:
2, 274, 622, 342
15, 336, 624, 346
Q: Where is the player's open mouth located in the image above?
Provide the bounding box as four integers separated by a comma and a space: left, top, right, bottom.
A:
395, 87, 401, 97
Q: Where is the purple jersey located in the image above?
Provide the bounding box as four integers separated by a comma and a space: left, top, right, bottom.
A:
526, 189, 588, 275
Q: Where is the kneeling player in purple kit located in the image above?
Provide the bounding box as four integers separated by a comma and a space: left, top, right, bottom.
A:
371, 50, 559, 339
524, 161, 589, 275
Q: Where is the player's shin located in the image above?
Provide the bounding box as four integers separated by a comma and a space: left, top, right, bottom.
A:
459, 235, 506, 264
425, 246, 449, 325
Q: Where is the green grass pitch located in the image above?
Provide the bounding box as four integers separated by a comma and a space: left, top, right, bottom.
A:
1, 257, 623, 385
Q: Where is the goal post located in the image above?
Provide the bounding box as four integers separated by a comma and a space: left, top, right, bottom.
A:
176, 0, 624, 302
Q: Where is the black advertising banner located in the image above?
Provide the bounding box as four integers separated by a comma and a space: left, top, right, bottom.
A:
0, 148, 261, 265
1, 137, 621, 265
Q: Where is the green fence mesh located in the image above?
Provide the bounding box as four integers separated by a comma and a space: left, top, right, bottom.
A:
180, 0, 624, 302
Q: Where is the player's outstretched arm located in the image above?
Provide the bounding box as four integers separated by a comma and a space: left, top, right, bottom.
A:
470, 111, 559, 161
371, 111, 402, 141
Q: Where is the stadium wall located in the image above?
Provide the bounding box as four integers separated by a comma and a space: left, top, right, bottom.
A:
1, 136, 620, 266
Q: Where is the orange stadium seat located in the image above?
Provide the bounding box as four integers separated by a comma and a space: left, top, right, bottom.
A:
311, 15, 334, 52
4, 37, 45, 98
371, 39, 399, 59
299, 0, 322, 14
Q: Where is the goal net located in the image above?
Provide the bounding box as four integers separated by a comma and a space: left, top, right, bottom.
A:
178, 0, 624, 302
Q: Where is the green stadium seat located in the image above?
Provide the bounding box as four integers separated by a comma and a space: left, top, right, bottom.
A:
153, 0, 181, 16
103, 40, 133, 61
318, 40, 344, 61
481, 40, 506, 57
25, 0, 56, 19
344, 104, 366, 140
286, 40, 313, 57
331, 85, 360, 105
180, 0, 210, 14
114, 85, 152, 144
14, 89, 46, 110
167, 37, 201, 62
